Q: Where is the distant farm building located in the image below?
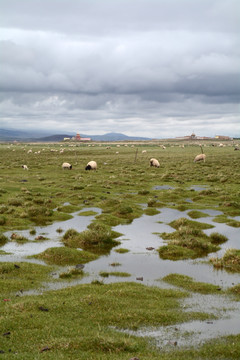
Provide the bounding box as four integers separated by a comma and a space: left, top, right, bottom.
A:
215, 135, 233, 140
175, 133, 232, 141
72, 133, 91, 142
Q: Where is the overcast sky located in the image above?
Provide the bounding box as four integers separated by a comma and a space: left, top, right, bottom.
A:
0, 0, 239, 138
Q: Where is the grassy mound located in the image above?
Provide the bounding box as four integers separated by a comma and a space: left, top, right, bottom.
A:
210, 249, 240, 272
32, 247, 98, 265
62, 222, 121, 254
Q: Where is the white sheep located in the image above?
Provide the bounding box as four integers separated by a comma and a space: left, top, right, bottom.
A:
142, 150, 147, 154
194, 154, 206, 163
22, 165, 29, 170
150, 158, 160, 168
85, 161, 97, 170
62, 162, 72, 170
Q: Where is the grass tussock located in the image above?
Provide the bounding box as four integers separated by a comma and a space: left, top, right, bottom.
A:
99, 271, 131, 278
0, 262, 54, 298
158, 218, 225, 260
32, 246, 98, 265
210, 249, 240, 272
0, 233, 8, 246
162, 273, 222, 294
227, 284, 240, 298
144, 208, 161, 216
59, 266, 85, 279
10, 232, 29, 243
213, 215, 240, 227
114, 248, 129, 254
187, 210, 209, 219
62, 223, 121, 254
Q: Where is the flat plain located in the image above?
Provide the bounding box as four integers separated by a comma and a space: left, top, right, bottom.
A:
0, 140, 240, 359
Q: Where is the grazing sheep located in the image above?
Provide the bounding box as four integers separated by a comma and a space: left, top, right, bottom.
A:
22, 165, 29, 170
150, 158, 160, 168
85, 161, 97, 170
62, 162, 72, 170
142, 150, 147, 154
194, 154, 206, 163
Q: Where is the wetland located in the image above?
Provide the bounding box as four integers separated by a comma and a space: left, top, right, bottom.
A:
0, 140, 240, 359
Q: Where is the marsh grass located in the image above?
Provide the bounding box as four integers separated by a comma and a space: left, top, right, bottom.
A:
59, 267, 84, 278
114, 248, 129, 253
169, 217, 214, 231
0, 215, 6, 225
162, 273, 222, 294
213, 215, 240, 228
0, 233, 8, 246
187, 210, 209, 219
0, 262, 54, 298
109, 262, 121, 267
0, 281, 216, 359
227, 284, 240, 298
99, 271, 131, 277
32, 246, 98, 265
0, 142, 240, 358
158, 218, 222, 260
144, 207, 161, 215
62, 222, 121, 254
78, 210, 98, 216
10, 233, 29, 244
210, 249, 240, 272
209, 232, 228, 244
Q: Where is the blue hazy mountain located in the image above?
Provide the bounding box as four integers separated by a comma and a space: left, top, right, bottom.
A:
0, 129, 153, 141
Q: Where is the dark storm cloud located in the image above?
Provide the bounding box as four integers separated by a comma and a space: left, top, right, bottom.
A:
0, 0, 239, 137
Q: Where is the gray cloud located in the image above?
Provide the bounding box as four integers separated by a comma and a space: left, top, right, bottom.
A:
0, 0, 239, 137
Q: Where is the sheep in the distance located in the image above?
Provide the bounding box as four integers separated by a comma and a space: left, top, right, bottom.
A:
194, 154, 206, 162
22, 165, 29, 170
62, 162, 72, 170
150, 158, 160, 168
85, 161, 97, 170
194, 146, 206, 163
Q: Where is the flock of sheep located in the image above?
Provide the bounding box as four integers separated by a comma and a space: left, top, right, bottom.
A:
62, 160, 97, 170
22, 147, 209, 172
21, 140, 240, 172
60, 151, 206, 172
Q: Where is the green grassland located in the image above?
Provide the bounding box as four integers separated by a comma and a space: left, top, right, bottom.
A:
0, 140, 240, 358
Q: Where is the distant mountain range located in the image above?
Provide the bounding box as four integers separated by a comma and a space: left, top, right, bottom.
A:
0, 129, 153, 142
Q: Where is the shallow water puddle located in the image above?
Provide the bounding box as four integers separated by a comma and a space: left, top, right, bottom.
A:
153, 185, 174, 190
1, 208, 101, 263
115, 292, 240, 349
120, 307, 240, 349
